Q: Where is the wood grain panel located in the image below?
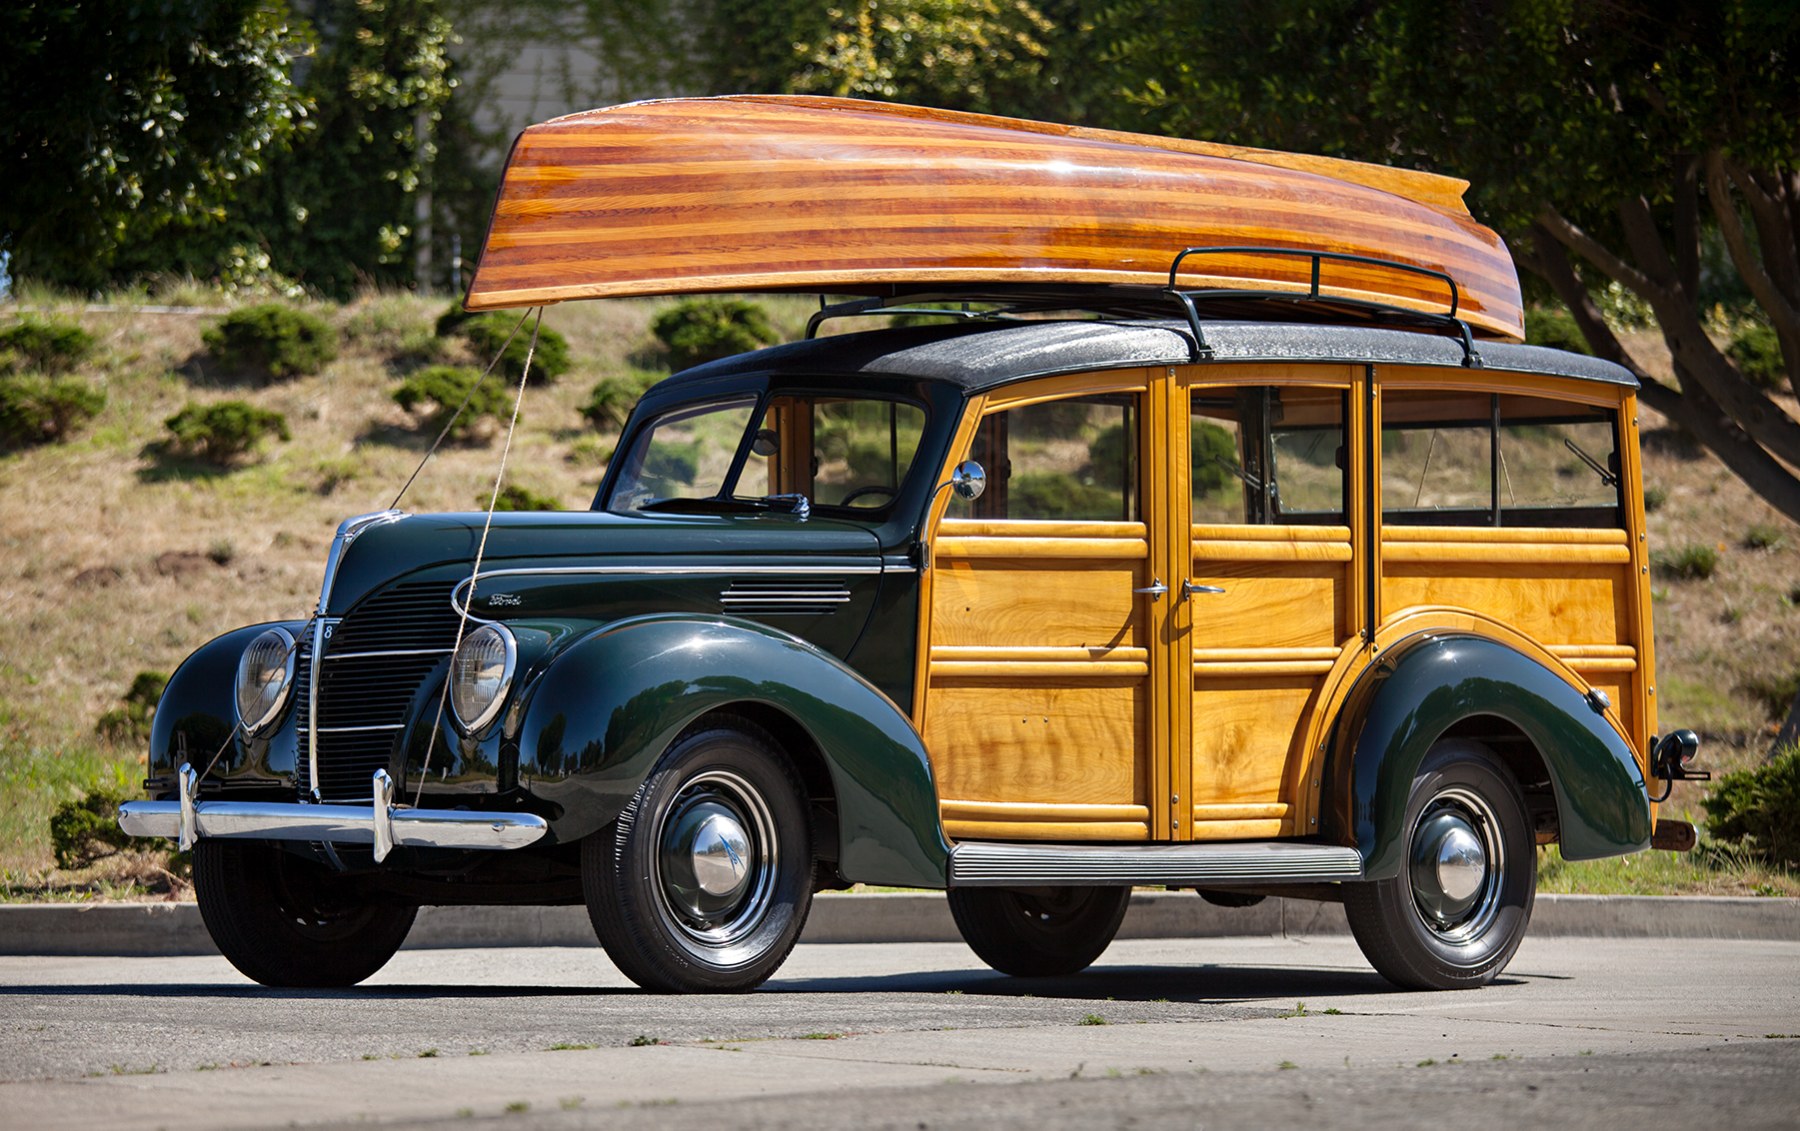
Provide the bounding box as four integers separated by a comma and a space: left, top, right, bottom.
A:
925, 682, 1147, 812
931, 561, 1143, 650
941, 800, 1151, 843
1382, 563, 1626, 646
1187, 562, 1348, 651
466, 96, 1523, 338
1190, 676, 1319, 809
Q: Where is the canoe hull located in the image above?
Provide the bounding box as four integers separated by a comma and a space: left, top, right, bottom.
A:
465, 96, 1523, 340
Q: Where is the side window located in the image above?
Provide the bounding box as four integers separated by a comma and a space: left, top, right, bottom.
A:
811, 398, 926, 508
952, 394, 1139, 521
1192, 387, 1346, 524
1382, 388, 1622, 527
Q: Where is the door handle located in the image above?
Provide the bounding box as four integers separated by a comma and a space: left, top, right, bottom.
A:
1133, 578, 1169, 601
1183, 580, 1225, 598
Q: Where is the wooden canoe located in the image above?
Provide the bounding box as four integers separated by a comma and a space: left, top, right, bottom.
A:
465, 95, 1524, 340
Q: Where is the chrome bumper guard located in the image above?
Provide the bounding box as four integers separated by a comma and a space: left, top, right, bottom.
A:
117, 764, 548, 863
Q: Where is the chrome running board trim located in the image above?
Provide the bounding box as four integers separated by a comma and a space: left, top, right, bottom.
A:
120, 766, 545, 860
947, 840, 1363, 887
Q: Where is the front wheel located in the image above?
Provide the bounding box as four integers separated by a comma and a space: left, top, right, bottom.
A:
193, 840, 417, 987
948, 886, 1131, 977
583, 718, 814, 992
1344, 739, 1535, 990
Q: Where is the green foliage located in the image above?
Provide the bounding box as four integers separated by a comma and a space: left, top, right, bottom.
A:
458, 315, 572, 383
0, 3, 310, 290
94, 672, 168, 747
435, 298, 475, 338
488, 483, 562, 512
0, 318, 96, 373
1728, 321, 1787, 391
1190, 420, 1238, 499
1703, 746, 1800, 868
1008, 472, 1126, 520
49, 787, 134, 871
164, 401, 291, 465
1740, 671, 1800, 724
1743, 523, 1788, 551
238, 0, 455, 297
1524, 306, 1591, 355
0, 375, 106, 446
582, 370, 661, 432
1643, 485, 1669, 513
202, 304, 338, 380
393, 365, 512, 441
651, 299, 779, 371
1653, 543, 1721, 581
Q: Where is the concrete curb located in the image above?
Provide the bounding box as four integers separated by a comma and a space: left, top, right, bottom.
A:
2, 893, 1795, 957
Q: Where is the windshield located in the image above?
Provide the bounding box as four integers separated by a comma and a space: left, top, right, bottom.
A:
605, 392, 927, 516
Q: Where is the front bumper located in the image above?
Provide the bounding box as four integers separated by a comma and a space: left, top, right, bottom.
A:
118, 764, 548, 863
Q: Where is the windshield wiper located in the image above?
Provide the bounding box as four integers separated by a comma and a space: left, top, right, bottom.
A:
1563, 438, 1619, 487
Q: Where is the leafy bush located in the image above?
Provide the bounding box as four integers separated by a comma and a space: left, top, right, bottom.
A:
1524, 305, 1591, 354
1727, 320, 1786, 391
393, 365, 514, 441
0, 317, 96, 373
1009, 472, 1130, 520
1703, 746, 1800, 868
202, 303, 337, 380
434, 297, 475, 338
49, 787, 134, 870
582, 369, 661, 431
488, 483, 562, 511
1652, 543, 1720, 581
1643, 485, 1668, 513
1743, 523, 1788, 551
457, 313, 572, 383
94, 671, 169, 746
165, 401, 291, 464
652, 298, 778, 370
0, 374, 105, 445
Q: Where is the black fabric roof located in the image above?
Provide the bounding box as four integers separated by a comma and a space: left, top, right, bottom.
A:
664, 318, 1638, 394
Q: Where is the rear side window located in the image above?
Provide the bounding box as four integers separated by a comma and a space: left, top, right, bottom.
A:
1382, 389, 1621, 527
1192, 386, 1347, 524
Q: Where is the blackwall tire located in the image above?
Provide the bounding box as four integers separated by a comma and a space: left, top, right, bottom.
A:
193, 839, 417, 988
947, 886, 1131, 977
1344, 739, 1536, 990
583, 718, 814, 993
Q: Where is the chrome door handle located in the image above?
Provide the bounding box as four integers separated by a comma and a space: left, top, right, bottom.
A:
1134, 578, 1169, 601
1183, 580, 1225, 598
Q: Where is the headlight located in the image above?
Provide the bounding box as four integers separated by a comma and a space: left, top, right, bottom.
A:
235, 627, 297, 734
450, 623, 517, 734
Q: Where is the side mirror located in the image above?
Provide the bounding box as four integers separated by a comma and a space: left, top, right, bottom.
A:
950, 460, 986, 501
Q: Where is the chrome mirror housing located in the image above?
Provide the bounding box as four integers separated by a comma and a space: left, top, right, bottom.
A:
950, 460, 986, 501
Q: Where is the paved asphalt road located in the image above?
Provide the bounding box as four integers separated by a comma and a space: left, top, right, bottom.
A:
2, 935, 1796, 1129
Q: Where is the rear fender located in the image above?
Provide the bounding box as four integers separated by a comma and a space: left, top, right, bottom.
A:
1320, 632, 1650, 879
515, 614, 949, 888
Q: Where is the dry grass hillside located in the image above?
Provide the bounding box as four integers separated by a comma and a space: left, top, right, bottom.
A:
1, 295, 1796, 893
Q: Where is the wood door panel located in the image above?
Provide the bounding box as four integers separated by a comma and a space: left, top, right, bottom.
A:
1187, 561, 1349, 651
1382, 563, 1627, 646
930, 560, 1144, 650
1189, 675, 1318, 819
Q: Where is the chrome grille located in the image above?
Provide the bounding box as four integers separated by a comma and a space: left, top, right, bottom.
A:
296, 580, 462, 802
719, 578, 852, 617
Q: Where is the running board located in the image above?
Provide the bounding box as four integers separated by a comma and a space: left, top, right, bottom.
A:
948, 840, 1364, 887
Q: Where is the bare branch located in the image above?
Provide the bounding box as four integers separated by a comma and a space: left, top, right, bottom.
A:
1708, 152, 1800, 339
1528, 222, 1653, 377
1660, 364, 1800, 525
1534, 205, 1659, 298
1673, 154, 1701, 298
1725, 157, 1800, 308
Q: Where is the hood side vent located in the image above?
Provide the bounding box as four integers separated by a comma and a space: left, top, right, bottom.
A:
720, 578, 852, 617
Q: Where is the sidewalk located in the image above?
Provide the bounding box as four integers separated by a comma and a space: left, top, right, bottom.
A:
2, 892, 1795, 956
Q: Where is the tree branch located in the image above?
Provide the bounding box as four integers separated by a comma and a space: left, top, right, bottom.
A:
1727, 157, 1800, 310
1660, 363, 1800, 525
1673, 153, 1701, 298
1528, 222, 1653, 378
1534, 205, 1658, 298
1708, 152, 1800, 341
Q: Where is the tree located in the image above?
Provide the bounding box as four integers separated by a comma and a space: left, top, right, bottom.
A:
0, 2, 310, 290
1097, 0, 1800, 523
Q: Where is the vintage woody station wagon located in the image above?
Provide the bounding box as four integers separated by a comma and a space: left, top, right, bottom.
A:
122, 97, 1703, 993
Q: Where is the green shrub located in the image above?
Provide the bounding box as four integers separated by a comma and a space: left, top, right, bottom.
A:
94, 671, 169, 746
488, 483, 562, 511
1743, 523, 1788, 551
1727, 321, 1786, 391
202, 303, 338, 380
165, 401, 292, 465
1009, 472, 1130, 520
1740, 670, 1800, 723
1703, 746, 1800, 868
1652, 543, 1720, 581
0, 317, 96, 373
1524, 305, 1591, 354
49, 787, 134, 870
458, 314, 572, 383
652, 298, 778, 370
434, 297, 475, 338
393, 365, 514, 441
1643, 485, 1668, 513
0, 374, 105, 445
581, 369, 661, 431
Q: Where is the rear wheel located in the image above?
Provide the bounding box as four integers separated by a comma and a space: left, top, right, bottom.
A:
584, 718, 814, 992
1344, 740, 1535, 990
193, 839, 416, 987
948, 886, 1131, 977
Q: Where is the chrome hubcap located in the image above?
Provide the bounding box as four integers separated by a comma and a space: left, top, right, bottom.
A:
1408, 787, 1503, 942
653, 770, 777, 962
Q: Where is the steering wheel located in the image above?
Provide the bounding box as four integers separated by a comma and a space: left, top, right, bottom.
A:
839, 485, 899, 507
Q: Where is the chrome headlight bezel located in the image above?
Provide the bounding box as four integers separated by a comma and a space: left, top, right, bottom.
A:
234, 626, 298, 735
450, 623, 518, 735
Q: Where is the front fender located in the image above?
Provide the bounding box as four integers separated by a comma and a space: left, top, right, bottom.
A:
1322, 633, 1650, 878
148, 621, 307, 792
515, 614, 950, 888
